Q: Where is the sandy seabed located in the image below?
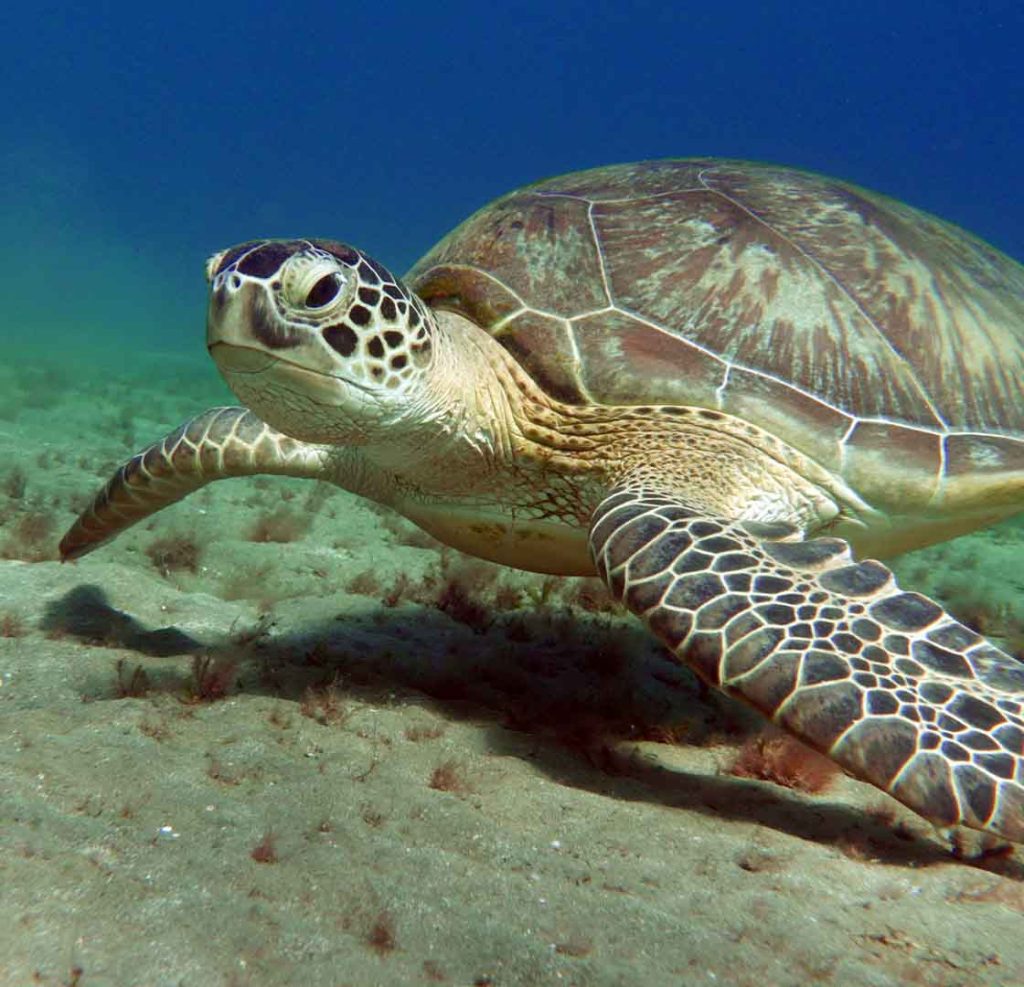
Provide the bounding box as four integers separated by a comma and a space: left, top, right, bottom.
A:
1, 350, 1023, 987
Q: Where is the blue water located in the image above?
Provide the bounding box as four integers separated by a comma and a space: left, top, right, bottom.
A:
1, 1, 1021, 358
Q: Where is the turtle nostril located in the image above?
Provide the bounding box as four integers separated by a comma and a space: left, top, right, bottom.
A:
306, 274, 342, 308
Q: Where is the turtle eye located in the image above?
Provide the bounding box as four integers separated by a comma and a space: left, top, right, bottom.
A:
306, 274, 342, 308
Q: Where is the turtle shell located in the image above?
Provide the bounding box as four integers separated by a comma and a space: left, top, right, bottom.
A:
407, 160, 1024, 516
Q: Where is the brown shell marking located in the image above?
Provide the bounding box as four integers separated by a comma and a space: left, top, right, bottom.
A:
409, 160, 1024, 514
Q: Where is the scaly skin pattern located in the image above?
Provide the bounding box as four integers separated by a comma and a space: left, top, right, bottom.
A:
59, 408, 327, 560
589, 485, 1024, 841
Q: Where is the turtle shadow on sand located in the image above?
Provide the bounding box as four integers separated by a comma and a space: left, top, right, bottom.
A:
40, 584, 201, 656
45, 582, 1023, 877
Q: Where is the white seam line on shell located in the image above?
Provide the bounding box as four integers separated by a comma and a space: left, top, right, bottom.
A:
714, 365, 731, 410
837, 420, 858, 473
929, 435, 950, 509
586, 200, 615, 308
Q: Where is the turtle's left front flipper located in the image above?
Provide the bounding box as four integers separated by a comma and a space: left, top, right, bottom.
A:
60, 407, 328, 561
589, 486, 1024, 842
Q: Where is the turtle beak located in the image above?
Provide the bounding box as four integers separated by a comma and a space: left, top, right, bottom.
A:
207, 342, 275, 372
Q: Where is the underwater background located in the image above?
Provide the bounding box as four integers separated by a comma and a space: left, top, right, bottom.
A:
1, 2, 1023, 986
2, 1, 1023, 359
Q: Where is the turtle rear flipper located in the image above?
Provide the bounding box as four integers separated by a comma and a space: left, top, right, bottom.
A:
589, 485, 1024, 842
60, 407, 327, 561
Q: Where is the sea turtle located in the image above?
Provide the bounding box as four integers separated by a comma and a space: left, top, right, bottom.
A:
60, 159, 1024, 842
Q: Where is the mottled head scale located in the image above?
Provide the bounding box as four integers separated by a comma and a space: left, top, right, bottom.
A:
207, 239, 435, 393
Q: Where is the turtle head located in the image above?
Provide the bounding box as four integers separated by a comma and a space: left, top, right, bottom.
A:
205, 239, 436, 444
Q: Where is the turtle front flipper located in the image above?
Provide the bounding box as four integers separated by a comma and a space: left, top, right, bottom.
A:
589, 486, 1024, 842
60, 407, 328, 561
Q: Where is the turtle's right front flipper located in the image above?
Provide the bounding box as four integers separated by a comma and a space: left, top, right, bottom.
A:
60, 407, 328, 561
